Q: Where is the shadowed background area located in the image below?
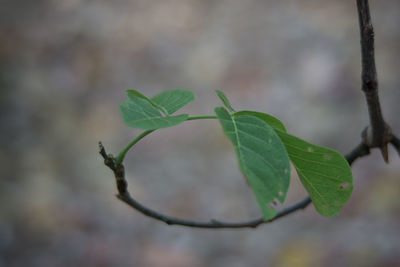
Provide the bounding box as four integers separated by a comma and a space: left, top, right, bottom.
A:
1, 0, 400, 266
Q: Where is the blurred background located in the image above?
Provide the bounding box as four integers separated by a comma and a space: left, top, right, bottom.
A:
1, 0, 400, 266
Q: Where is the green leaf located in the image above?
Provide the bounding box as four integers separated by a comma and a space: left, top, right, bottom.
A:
277, 132, 353, 216
120, 93, 188, 130
151, 89, 195, 115
215, 90, 235, 112
215, 107, 291, 220
236, 110, 353, 216
126, 89, 169, 115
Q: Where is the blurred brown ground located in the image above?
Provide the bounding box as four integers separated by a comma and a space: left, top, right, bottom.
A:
1, 1, 400, 266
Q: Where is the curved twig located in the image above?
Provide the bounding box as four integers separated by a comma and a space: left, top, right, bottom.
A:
99, 141, 368, 229
117, 192, 310, 229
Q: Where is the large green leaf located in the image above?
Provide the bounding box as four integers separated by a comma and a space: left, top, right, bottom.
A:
120, 91, 188, 130
238, 110, 353, 216
215, 107, 291, 220
277, 132, 353, 216
151, 89, 195, 115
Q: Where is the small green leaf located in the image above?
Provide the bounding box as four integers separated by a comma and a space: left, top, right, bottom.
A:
120, 93, 188, 130
215, 107, 290, 220
151, 89, 195, 115
237, 110, 353, 216
126, 89, 169, 115
215, 90, 235, 112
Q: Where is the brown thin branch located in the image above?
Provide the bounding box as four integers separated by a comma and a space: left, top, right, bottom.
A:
117, 192, 310, 229
99, 141, 369, 229
99, 142, 127, 194
357, 0, 392, 162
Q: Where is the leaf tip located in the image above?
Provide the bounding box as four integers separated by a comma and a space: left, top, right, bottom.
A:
125, 89, 138, 95
215, 90, 235, 112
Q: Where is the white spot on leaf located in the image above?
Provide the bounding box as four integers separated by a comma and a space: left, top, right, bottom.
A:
339, 183, 350, 189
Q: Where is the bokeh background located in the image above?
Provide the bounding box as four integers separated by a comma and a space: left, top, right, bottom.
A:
1, 0, 400, 266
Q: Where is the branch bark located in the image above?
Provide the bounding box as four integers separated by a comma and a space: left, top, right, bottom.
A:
357, 0, 392, 161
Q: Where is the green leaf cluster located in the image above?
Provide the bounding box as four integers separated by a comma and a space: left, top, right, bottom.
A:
119, 89, 353, 220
